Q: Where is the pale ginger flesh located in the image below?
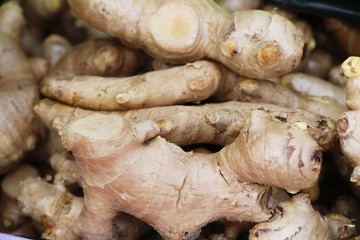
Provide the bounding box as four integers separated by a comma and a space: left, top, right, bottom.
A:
36, 101, 323, 239
35, 99, 336, 151
68, 0, 304, 79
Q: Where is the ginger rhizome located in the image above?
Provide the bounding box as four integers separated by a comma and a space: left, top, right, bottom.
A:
42, 60, 223, 111
35, 97, 323, 239
36, 99, 336, 151
46, 38, 143, 78
337, 56, 360, 184
68, 0, 304, 79
17, 177, 151, 240
1, 164, 39, 229
215, 77, 345, 121
0, 2, 40, 174
280, 73, 346, 106
18, 177, 83, 240
249, 194, 331, 239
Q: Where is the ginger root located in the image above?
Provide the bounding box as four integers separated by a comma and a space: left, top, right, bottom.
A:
46, 38, 143, 79
42, 34, 73, 67
337, 56, 360, 184
1, 164, 39, 229
68, 0, 304, 79
42, 60, 223, 110
17, 177, 151, 240
280, 73, 346, 106
216, 78, 345, 121
249, 194, 331, 240
0, 2, 40, 174
35, 98, 337, 150
35, 99, 323, 239
18, 177, 84, 240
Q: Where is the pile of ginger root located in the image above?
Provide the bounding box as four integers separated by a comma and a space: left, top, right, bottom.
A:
2, 0, 360, 239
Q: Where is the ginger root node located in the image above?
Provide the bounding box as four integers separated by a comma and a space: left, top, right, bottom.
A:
255, 42, 282, 67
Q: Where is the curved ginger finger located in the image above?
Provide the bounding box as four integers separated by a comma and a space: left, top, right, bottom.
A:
68, 0, 304, 80
42, 61, 223, 110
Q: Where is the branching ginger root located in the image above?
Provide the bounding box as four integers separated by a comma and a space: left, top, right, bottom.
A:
0, 164, 39, 229
249, 194, 331, 239
18, 177, 83, 240
337, 56, 360, 184
17, 177, 151, 240
35, 99, 323, 239
49, 149, 78, 186
0, 2, 40, 174
35, 98, 337, 151
68, 0, 304, 80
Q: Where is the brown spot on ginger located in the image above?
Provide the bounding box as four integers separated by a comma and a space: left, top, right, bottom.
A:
256, 42, 282, 67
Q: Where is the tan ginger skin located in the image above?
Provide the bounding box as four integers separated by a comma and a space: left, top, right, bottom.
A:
41, 51, 343, 120
42, 34, 73, 67
337, 56, 360, 184
280, 73, 346, 106
0, 164, 39, 229
42, 60, 224, 111
17, 177, 151, 240
18, 177, 83, 240
0, 2, 40, 174
216, 78, 346, 121
36, 99, 336, 151
35, 96, 323, 239
46, 38, 143, 78
68, 0, 304, 80
249, 194, 331, 240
